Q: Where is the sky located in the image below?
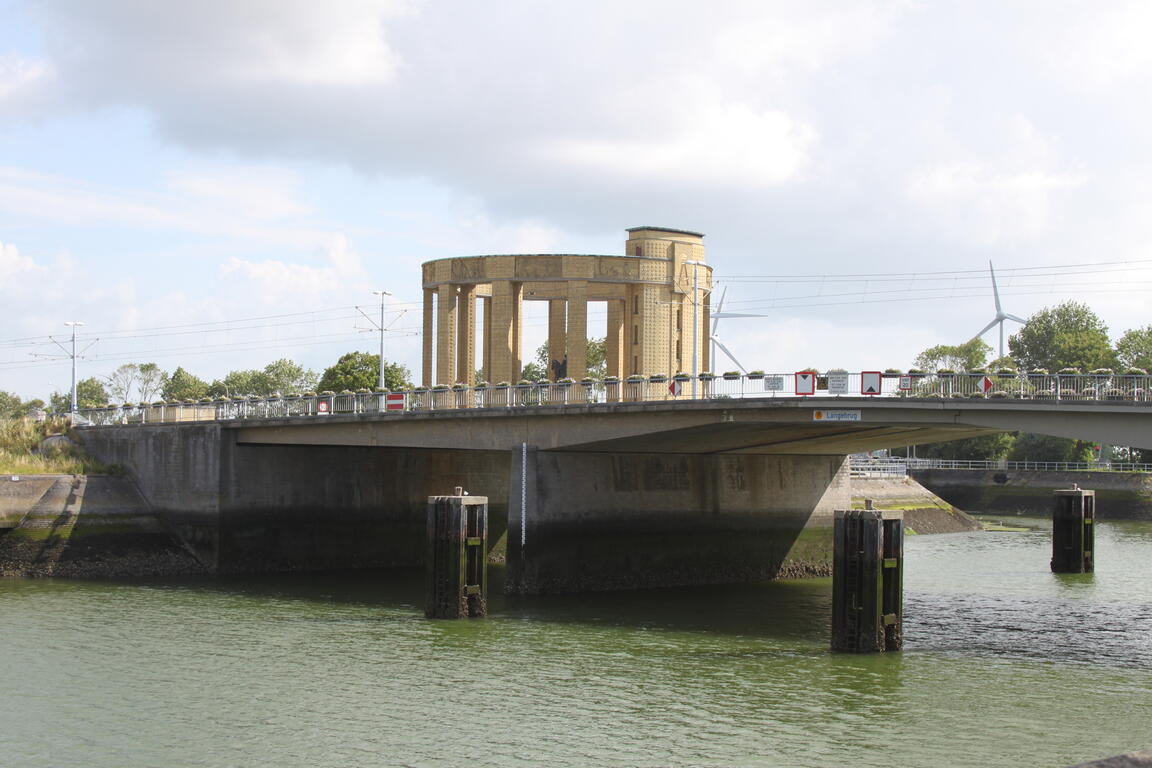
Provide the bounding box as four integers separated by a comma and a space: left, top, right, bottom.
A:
2, 0, 1152, 401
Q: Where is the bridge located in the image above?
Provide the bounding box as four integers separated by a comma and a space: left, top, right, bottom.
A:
74, 369, 1152, 594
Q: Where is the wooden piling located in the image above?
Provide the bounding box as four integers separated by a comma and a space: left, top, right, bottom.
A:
425, 488, 489, 619
1051, 486, 1095, 573
832, 509, 904, 653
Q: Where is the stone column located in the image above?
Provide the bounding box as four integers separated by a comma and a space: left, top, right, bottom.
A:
606, 299, 624, 379
490, 281, 523, 384
457, 285, 476, 386
422, 288, 435, 387
481, 296, 492, 384
436, 284, 457, 386
566, 280, 587, 380
548, 299, 567, 380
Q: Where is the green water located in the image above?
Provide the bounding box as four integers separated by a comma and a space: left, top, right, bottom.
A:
2, 519, 1151, 768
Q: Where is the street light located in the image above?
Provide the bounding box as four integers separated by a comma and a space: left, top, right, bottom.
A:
64, 321, 84, 414
371, 290, 392, 390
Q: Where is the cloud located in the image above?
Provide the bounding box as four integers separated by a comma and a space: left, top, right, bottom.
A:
0, 53, 52, 114
220, 234, 367, 305
0, 240, 45, 287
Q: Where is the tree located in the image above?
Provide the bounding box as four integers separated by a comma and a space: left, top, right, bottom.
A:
914, 433, 1015, 461
318, 352, 411, 391
261, 358, 318, 394
0, 391, 42, 419
208, 369, 263, 398
162, 367, 209, 401
1116, 325, 1152, 371
912, 338, 990, 371
103, 362, 168, 403
527, 336, 608, 380
1008, 301, 1116, 371
1008, 433, 1094, 463
49, 377, 109, 411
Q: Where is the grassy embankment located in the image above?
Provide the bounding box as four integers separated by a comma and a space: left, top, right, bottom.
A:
0, 418, 117, 475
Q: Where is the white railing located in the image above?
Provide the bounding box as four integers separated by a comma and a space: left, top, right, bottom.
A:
71, 370, 1152, 427
850, 457, 1152, 476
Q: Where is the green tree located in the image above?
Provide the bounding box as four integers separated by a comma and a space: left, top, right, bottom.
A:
261, 358, 318, 394
207, 369, 264, 398
0, 391, 38, 419
103, 362, 168, 403
1008, 301, 1116, 371
1115, 325, 1152, 370
49, 377, 109, 411
318, 352, 411, 391
915, 432, 1015, 461
1008, 433, 1095, 463
162, 367, 210, 401
912, 338, 991, 371
529, 336, 608, 380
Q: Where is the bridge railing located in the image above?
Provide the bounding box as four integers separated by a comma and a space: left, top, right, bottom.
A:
849, 457, 1152, 476
71, 369, 1152, 427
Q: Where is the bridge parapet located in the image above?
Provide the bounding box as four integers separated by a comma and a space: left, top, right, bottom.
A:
73, 370, 1152, 428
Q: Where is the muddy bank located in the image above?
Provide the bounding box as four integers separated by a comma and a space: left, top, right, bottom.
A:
852, 476, 982, 534
0, 474, 206, 578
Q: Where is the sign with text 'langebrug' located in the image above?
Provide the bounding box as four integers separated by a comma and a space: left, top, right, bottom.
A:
813, 409, 862, 422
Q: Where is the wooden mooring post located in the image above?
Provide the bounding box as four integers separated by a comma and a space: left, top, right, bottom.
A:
1051, 486, 1095, 574
832, 508, 904, 653
425, 487, 488, 619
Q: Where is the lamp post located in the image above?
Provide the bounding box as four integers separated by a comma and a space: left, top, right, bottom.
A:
64, 321, 84, 414
371, 290, 392, 390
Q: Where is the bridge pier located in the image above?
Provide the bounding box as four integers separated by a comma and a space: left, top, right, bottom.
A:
507, 447, 848, 594
831, 508, 904, 653
425, 489, 488, 618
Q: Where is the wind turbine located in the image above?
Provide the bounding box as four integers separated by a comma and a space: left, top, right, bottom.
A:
973, 261, 1026, 358
709, 286, 763, 373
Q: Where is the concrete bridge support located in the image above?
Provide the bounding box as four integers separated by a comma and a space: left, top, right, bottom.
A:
506, 447, 849, 593
79, 425, 850, 589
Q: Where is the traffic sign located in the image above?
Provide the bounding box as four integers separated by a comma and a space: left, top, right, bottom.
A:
317, 400, 330, 414
668, 380, 683, 396
861, 371, 882, 395
385, 393, 406, 411
827, 372, 849, 395
795, 371, 816, 396
898, 376, 912, 391
981, 376, 994, 393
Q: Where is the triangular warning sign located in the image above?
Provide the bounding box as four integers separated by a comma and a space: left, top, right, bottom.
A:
864, 383, 879, 394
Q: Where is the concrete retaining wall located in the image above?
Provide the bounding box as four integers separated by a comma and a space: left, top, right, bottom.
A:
911, 469, 1152, 519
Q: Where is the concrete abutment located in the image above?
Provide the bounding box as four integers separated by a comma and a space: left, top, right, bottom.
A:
78, 425, 849, 589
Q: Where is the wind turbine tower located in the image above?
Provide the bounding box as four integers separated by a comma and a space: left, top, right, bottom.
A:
974, 261, 1026, 359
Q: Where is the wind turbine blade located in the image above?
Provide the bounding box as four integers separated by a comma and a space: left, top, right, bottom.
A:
989, 261, 1003, 313
974, 318, 1000, 339
711, 286, 727, 335
1005, 314, 1027, 324
711, 337, 747, 373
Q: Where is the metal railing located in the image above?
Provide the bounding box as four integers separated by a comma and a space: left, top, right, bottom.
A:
850, 457, 1152, 477
71, 370, 1152, 427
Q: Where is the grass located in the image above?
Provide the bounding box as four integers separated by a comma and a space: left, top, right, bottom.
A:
0, 418, 118, 475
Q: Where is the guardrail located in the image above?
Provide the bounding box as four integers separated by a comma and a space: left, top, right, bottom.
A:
71, 370, 1152, 427
850, 457, 1152, 476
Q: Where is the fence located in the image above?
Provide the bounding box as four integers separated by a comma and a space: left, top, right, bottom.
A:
72, 369, 1152, 427
849, 457, 1152, 477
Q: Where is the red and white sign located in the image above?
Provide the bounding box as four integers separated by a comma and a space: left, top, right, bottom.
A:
386, 393, 406, 411
795, 371, 816, 396
668, 380, 683, 396
861, 371, 883, 395
317, 400, 330, 414
898, 376, 913, 391
981, 376, 994, 393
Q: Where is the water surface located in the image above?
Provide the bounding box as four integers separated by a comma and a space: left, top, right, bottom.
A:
2, 518, 1150, 767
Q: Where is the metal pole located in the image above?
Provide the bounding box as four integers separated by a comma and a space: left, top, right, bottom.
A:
691, 265, 699, 399
372, 290, 392, 390
65, 321, 84, 414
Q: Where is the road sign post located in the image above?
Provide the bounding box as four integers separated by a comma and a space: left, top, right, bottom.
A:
861, 371, 882, 395
795, 371, 816, 396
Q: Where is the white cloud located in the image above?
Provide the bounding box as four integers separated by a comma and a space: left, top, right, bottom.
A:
0, 240, 45, 287
0, 53, 51, 110
220, 234, 367, 305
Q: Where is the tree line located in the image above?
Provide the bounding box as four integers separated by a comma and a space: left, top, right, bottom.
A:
0, 352, 413, 418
